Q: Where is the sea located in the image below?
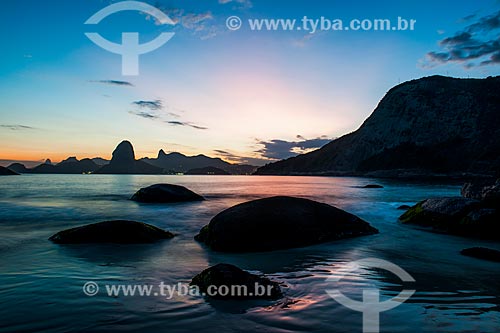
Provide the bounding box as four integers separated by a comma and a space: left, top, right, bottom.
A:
0, 175, 499, 332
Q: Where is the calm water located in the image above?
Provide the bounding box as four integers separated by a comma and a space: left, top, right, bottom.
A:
0, 175, 499, 333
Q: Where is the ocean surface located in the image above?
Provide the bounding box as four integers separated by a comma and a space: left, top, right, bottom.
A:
0, 175, 499, 333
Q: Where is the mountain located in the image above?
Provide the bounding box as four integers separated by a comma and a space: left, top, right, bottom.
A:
0, 166, 18, 175
141, 149, 257, 175
7, 163, 31, 173
94, 141, 162, 174
31, 158, 100, 174
185, 166, 230, 175
256, 76, 500, 177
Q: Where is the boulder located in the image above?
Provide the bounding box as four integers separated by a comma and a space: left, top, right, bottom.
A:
399, 197, 500, 239
461, 247, 500, 262
190, 263, 282, 299
195, 196, 378, 252
49, 220, 174, 244
131, 184, 204, 203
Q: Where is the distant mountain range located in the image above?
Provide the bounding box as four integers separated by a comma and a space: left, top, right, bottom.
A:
256, 76, 500, 178
6, 141, 257, 175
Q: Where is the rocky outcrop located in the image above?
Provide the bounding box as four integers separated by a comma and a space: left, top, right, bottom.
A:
94, 141, 162, 174
190, 263, 282, 299
461, 247, 500, 262
131, 184, 204, 203
399, 196, 500, 239
256, 76, 500, 177
49, 220, 174, 244
195, 196, 378, 252
461, 179, 500, 208
0, 166, 18, 175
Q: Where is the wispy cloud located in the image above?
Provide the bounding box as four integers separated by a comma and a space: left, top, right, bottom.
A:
0, 124, 35, 130
166, 121, 207, 130
422, 10, 500, 68
218, 0, 253, 9
213, 149, 268, 166
132, 100, 163, 110
90, 80, 134, 87
255, 135, 331, 160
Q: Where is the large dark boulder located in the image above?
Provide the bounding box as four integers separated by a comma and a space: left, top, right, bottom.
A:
190, 263, 282, 299
131, 184, 204, 203
0, 166, 18, 175
49, 220, 174, 244
195, 196, 378, 252
461, 247, 500, 262
399, 197, 500, 239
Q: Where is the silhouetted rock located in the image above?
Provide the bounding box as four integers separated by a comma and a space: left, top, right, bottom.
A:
95, 141, 162, 174
195, 196, 378, 252
362, 184, 384, 188
399, 197, 500, 239
397, 205, 411, 210
0, 166, 18, 175
256, 76, 500, 177
461, 247, 500, 262
185, 167, 230, 175
190, 263, 282, 299
131, 184, 204, 203
49, 220, 174, 244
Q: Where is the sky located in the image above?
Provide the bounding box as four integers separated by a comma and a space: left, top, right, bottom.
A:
0, 0, 499, 166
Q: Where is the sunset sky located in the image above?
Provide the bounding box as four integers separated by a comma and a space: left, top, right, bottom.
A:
1, 0, 499, 166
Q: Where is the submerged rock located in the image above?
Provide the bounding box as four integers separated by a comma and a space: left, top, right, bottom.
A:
195, 196, 378, 252
190, 263, 282, 299
397, 205, 411, 210
49, 220, 174, 244
461, 247, 500, 262
131, 184, 204, 203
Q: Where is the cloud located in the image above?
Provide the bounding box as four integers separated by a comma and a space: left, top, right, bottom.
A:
90, 80, 134, 86
0, 124, 35, 130
218, 0, 252, 9
213, 149, 268, 166
132, 100, 163, 110
422, 10, 500, 68
166, 121, 207, 130
129, 111, 159, 119
255, 136, 331, 160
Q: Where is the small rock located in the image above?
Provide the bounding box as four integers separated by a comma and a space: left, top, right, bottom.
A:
131, 184, 204, 203
190, 263, 282, 299
397, 205, 411, 210
362, 184, 384, 188
461, 247, 500, 262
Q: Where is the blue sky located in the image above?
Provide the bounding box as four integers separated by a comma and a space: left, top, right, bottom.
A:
0, 0, 499, 165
